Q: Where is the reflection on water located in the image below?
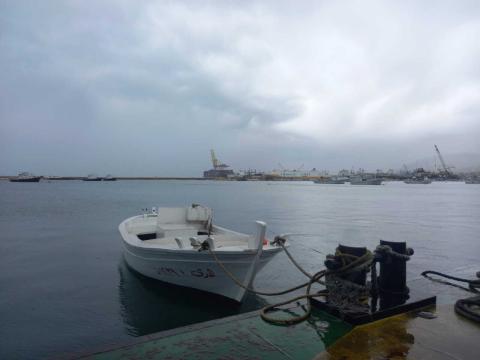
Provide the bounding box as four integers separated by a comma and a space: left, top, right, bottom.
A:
117, 257, 267, 336
2, 180, 479, 358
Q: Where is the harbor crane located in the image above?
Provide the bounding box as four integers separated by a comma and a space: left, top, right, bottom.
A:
210, 149, 229, 170
434, 144, 453, 175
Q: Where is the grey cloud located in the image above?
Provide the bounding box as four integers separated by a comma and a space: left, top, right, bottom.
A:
1, 1, 479, 176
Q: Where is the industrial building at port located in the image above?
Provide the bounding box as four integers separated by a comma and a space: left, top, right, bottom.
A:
203, 149, 380, 180
203, 149, 328, 180
203, 146, 471, 182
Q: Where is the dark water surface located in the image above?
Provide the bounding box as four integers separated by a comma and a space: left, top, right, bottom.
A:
0, 180, 479, 358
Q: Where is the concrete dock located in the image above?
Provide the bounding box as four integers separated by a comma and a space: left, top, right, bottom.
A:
76, 303, 478, 360
77, 307, 351, 359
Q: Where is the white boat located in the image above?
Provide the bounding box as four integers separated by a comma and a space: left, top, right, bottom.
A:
314, 177, 346, 184
9, 172, 42, 182
119, 205, 285, 302
102, 174, 117, 181
350, 176, 383, 185
404, 177, 432, 184
83, 174, 103, 181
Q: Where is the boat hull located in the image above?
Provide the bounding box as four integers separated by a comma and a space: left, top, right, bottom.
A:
314, 180, 345, 184
9, 177, 41, 182
404, 180, 432, 184
121, 241, 277, 302
350, 179, 382, 185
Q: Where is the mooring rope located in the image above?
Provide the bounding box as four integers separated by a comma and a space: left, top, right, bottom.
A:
421, 270, 480, 293
271, 236, 325, 285
454, 295, 480, 323
421, 270, 480, 323
206, 241, 373, 325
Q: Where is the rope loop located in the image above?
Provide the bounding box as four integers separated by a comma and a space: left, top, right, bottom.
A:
374, 244, 412, 261
204, 238, 374, 325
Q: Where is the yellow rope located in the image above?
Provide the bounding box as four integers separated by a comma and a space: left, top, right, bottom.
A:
207, 245, 373, 325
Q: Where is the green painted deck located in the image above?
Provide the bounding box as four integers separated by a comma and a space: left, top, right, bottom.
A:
318, 304, 479, 359
80, 307, 352, 360
78, 303, 479, 360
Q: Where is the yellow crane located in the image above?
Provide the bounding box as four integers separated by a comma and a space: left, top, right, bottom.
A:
210, 149, 219, 169
210, 149, 229, 170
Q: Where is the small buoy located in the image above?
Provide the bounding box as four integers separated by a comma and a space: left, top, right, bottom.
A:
263, 238, 268, 246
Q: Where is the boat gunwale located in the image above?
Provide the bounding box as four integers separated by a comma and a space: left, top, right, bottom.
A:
119, 215, 284, 256
121, 242, 280, 263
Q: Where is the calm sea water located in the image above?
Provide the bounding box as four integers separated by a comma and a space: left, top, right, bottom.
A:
1, 180, 479, 358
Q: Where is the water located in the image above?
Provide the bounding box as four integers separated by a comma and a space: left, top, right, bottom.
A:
0, 180, 479, 358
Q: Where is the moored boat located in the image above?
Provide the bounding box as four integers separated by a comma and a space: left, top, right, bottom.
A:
103, 174, 117, 181
9, 172, 42, 182
314, 177, 346, 184
83, 174, 103, 181
404, 177, 432, 184
349, 176, 382, 185
465, 178, 480, 184
118, 205, 285, 302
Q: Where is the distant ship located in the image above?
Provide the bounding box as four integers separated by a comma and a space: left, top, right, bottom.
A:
350, 176, 382, 185
404, 177, 432, 184
102, 174, 117, 181
9, 172, 42, 183
314, 177, 346, 184
83, 174, 103, 181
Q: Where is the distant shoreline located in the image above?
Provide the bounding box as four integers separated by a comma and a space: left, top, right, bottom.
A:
0, 176, 346, 181
1, 174, 471, 182
0, 176, 207, 181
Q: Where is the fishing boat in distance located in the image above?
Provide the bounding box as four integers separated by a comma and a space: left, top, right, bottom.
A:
9, 172, 42, 182
349, 176, 382, 185
404, 177, 432, 184
119, 205, 285, 302
102, 174, 117, 181
465, 177, 480, 184
314, 177, 346, 184
83, 174, 103, 181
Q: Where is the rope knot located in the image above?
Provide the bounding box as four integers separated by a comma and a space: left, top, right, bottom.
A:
374, 244, 412, 261
271, 235, 287, 247
199, 239, 211, 252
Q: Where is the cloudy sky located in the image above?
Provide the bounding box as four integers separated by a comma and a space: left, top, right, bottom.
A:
1, 0, 479, 176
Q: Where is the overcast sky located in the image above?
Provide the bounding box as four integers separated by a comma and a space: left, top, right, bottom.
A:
1, 0, 479, 176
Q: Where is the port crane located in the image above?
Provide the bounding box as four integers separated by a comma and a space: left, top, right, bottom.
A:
210, 149, 229, 170
434, 144, 453, 175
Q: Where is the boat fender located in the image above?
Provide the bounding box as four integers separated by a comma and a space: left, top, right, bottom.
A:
206, 237, 215, 250
189, 237, 201, 248
175, 237, 185, 249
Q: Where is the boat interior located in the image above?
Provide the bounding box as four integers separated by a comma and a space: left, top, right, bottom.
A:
123, 206, 272, 252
